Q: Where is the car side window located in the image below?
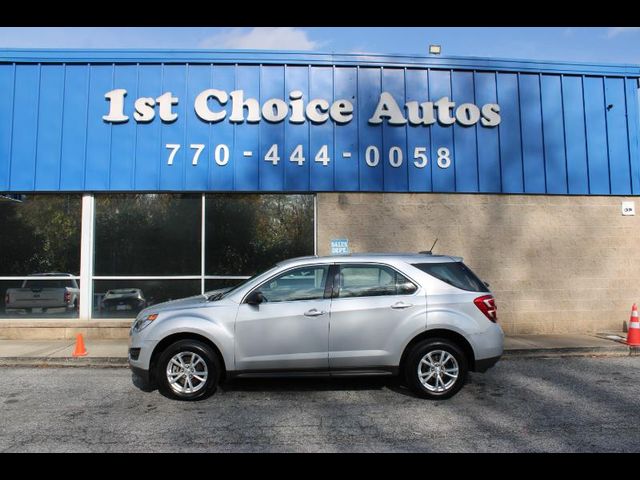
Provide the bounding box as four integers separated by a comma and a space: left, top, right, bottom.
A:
337, 264, 417, 298
257, 265, 329, 303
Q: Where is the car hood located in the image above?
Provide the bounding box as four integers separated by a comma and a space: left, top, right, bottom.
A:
140, 288, 233, 315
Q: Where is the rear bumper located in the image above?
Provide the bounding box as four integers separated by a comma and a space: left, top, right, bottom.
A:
5, 306, 72, 314
474, 355, 501, 373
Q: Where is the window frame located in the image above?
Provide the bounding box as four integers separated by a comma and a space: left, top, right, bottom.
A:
1, 192, 317, 320
242, 263, 333, 304
411, 261, 489, 293
330, 262, 420, 300
0, 194, 83, 319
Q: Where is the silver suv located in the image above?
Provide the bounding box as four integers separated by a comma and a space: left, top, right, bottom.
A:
128, 253, 503, 401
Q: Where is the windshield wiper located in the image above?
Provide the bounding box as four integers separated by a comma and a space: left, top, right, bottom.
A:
206, 291, 225, 301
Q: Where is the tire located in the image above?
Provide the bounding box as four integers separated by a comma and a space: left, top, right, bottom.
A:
156, 339, 221, 401
405, 338, 468, 400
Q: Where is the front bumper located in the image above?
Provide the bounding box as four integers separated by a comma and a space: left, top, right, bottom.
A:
130, 364, 155, 391
128, 329, 159, 391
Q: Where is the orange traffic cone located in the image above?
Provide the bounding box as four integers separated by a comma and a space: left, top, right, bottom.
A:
626, 304, 640, 347
72, 333, 87, 357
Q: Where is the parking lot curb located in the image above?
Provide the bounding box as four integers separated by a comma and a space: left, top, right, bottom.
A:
0, 345, 637, 368
0, 357, 129, 367
503, 345, 633, 359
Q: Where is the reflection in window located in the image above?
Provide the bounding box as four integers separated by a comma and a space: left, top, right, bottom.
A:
412, 262, 488, 293
94, 194, 201, 276
0, 195, 81, 276
92, 280, 200, 318
0, 195, 81, 318
1, 192, 316, 319
258, 266, 328, 303
337, 265, 417, 298
204, 278, 246, 293
1, 278, 80, 318
205, 194, 314, 276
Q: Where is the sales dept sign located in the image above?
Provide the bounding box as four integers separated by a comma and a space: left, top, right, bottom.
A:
102, 88, 500, 171
331, 238, 350, 255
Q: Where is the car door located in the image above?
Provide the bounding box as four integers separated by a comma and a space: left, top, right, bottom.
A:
328, 263, 425, 369
234, 264, 332, 371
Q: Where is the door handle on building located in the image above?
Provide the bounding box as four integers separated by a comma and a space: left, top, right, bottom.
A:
304, 308, 326, 317
391, 302, 413, 309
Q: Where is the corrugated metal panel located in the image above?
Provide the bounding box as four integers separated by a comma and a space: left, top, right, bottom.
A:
0, 51, 638, 195
407, 68, 432, 192
2, 49, 640, 76
627, 78, 640, 194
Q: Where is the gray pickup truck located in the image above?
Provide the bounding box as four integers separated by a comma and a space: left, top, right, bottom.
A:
4, 273, 79, 315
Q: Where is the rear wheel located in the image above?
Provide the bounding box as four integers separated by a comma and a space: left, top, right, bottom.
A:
405, 339, 468, 399
156, 340, 220, 401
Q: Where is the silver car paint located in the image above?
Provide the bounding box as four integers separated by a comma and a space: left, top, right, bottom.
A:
130, 296, 238, 373
128, 254, 503, 374
328, 271, 427, 368
235, 298, 331, 370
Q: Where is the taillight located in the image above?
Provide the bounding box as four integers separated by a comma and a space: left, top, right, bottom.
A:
474, 295, 497, 323
64, 291, 71, 304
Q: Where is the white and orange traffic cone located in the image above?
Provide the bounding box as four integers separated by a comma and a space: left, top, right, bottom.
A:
625, 304, 640, 347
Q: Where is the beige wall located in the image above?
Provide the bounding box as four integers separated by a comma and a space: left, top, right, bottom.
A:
317, 193, 640, 335
0, 320, 130, 340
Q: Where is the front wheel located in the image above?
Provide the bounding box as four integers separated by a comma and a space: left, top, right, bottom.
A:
405, 339, 468, 399
156, 340, 220, 401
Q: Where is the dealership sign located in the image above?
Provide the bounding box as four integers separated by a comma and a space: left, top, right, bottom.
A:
103, 89, 501, 127
102, 88, 500, 177
0, 51, 638, 194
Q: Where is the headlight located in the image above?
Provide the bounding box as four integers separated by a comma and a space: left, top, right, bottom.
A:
132, 313, 158, 333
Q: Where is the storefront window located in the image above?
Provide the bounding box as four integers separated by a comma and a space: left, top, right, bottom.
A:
92, 280, 200, 318
1, 193, 314, 319
94, 194, 201, 276
205, 194, 314, 276
204, 278, 247, 293
1, 278, 81, 318
0, 195, 81, 318
0, 195, 81, 275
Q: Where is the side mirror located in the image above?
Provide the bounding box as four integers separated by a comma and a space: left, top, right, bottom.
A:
246, 290, 265, 306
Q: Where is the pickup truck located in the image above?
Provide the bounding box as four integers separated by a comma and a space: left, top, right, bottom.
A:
4, 273, 79, 315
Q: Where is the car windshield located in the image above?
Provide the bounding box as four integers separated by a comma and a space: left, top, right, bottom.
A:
205, 266, 275, 301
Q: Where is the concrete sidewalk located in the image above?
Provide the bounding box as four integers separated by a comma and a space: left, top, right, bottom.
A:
0, 339, 129, 366
0, 333, 635, 367
502, 333, 633, 358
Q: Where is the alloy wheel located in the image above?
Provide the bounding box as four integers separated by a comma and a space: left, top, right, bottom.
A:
417, 349, 459, 393
166, 351, 209, 395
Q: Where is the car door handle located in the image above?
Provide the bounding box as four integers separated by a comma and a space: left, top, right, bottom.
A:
391, 302, 413, 309
304, 308, 327, 317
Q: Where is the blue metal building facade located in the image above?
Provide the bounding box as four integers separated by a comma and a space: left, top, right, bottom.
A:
0, 49, 639, 195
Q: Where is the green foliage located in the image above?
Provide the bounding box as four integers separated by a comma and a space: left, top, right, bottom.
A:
0, 196, 81, 275
94, 194, 201, 276
0, 193, 314, 279
205, 194, 314, 276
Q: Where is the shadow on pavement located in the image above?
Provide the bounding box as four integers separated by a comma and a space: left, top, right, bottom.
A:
219, 375, 416, 395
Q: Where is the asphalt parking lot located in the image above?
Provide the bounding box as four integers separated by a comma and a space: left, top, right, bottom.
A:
1, 355, 639, 452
